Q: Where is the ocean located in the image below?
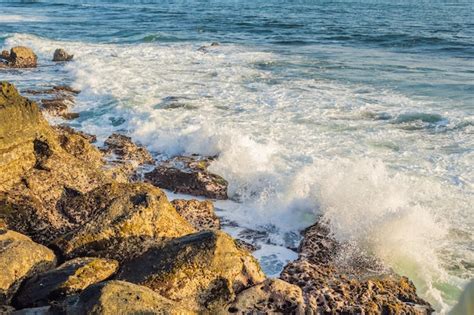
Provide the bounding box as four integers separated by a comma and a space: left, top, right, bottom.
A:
0, 0, 473, 312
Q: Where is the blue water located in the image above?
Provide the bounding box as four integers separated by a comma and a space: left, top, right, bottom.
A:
1, 1, 473, 313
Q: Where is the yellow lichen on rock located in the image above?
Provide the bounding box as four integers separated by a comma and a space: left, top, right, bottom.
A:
0, 230, 56, 304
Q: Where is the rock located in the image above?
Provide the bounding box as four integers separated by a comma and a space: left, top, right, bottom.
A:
23, 86, 80, 96
101, 133, 154, 182
65, 281, 192, 314
0, 82, 109, 244
280, 221, 433, 314
0, 230, 56, 305
227, 279, 306, 314
52, 182, 195, 261
8, 47, 37, 68
145, 156, 228, 199
14, 257, 118, 308
117, 230, 265, 312
0, 50, 9, 60
235, 239, 259, 252
54, 125, 97, 144
171, 199, 220, 231
40, 98, 79, 120
52, 49, 73, 62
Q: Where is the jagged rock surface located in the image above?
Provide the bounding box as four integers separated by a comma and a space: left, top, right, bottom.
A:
145, 156, 228, 199
52, 49, 73, 62
171, 199, 220, 231
0, 47, 37, 68
280, 222, 433, 314
0, 82, 109, 244
117, 230, 265, 312
52, 182, 195, 261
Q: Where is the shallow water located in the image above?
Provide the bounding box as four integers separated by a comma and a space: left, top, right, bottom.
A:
1, 1, 473, 313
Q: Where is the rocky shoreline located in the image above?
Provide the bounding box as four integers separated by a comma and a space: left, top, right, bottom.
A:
0, 46, 433, 314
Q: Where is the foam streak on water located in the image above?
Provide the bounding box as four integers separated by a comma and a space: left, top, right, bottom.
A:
3, 32, 473, 314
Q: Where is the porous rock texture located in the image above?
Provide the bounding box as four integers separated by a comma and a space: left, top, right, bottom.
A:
117, 230, 265, 312
145, 155, 228, 199
0, 229, 56, 305
65, 281, 193, 314
0, 82, 109, 244
171, 199, 220, 231
101, 133, 154, 182
227, 278, 306, 314
280, 221, 434, 314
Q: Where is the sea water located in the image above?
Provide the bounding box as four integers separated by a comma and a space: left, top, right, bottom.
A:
0, 0, 472, 313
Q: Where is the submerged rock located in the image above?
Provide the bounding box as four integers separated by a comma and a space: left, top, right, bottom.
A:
117, 230, 265, 312
14, 257, 118, 308
52, 182, 195, 261
0, 47, 38, 68
40, 98, 78, 120
171, 199, 220, 231
145, 156, 228, 199
65, 281, 192, 314
280, 221, 433, 314
101, 133, 154, 182
227, 278, 306, 314
0, 82, 109, 244
52, 49, 73, 62
0, 230, 56, 305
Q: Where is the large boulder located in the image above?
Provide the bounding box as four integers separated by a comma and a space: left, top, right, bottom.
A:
227, 279, 306, 314
0, 230, 56, 305
101, 133, 154, 182
14, 257, 118, 308
280, 222, 433, 314
171, 199, 220, 231
65, 281, 193, 314
1, 47, 38, 68
52, 49, 73, 62
52, 182, 195, 261
0, 82, 109, 244
117, 230, 265, 312
145, 156, 228, 199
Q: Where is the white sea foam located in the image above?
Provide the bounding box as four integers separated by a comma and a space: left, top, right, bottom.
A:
0, 15, 46, 23
3, 33, 473, 313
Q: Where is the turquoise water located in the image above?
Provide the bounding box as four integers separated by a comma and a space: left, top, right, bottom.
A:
1, 1, 473, 313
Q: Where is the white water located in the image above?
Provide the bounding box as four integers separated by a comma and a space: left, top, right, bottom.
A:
3, 34, 473, 313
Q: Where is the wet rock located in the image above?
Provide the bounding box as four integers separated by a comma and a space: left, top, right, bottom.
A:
40, 98, 79, 120
198, 42, 220, 53
171, 199, 220, 231
54, 125, 97, 144
1, 47, 38, 68
280, 221, 433, 314
12, 306, 54, 315
0, 82, 109, 244
1, 50, 9, 60
227, 278, 306, 314
101, 133, 154, 182
65, 281, 192, 314
235, 239, 259, 252
52, 49, 73, 62
14, 257, 118, 308
23, 86, 80, 96
0, 230, 56, 305
145, 156, 228, 199
52, 182, 195, 261
117, 230, 265, 312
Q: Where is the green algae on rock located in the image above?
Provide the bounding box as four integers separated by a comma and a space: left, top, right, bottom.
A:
52, 182, 195, 261
0, 230, 56, 305
14, 257, 118, 308
117, 230, 265, 312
